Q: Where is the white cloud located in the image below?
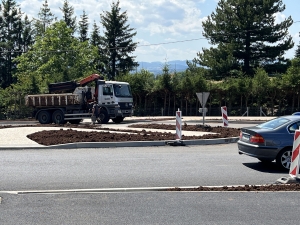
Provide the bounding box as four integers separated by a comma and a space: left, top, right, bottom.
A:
15, 0, 300, 62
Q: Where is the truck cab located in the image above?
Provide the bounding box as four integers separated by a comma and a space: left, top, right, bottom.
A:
96, 80, 133, 123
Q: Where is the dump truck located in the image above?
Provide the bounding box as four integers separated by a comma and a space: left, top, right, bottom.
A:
25, 74, 134, 124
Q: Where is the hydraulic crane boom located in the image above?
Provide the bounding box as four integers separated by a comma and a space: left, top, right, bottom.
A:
79, 74, 104, 86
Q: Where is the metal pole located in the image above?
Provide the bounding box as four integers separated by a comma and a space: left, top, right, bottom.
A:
202, 93, 204, 125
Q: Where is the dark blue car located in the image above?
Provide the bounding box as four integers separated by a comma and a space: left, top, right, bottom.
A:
238, 115, 300, 170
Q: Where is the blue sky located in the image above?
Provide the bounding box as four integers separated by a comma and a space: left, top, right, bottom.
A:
16, 0, 300, 62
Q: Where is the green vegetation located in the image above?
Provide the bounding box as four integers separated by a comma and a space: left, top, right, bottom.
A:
0, 0, 300, 119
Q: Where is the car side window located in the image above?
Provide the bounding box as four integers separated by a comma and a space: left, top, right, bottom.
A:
288, 122, 300, 133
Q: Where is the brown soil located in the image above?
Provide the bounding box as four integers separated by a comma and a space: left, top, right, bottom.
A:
167, 183, 300, 192
22, 123, 240, 146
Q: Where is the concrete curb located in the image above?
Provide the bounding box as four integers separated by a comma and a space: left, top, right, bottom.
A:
0, 137, 239, 150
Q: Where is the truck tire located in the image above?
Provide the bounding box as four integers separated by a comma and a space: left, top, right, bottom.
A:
52, 110, 65, 124
112, 116, 124, 123
38, 111, 52, 124
99, 109, 110, 124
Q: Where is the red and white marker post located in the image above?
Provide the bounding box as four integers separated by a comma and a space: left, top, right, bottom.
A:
221, 106, 228, 127
289, 130, 300, 178
175, 108, 182, 141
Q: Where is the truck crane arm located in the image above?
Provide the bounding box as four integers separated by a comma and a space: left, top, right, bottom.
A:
79, 74, 104, 86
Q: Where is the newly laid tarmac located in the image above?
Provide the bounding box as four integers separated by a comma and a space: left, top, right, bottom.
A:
0, 116, 274, 149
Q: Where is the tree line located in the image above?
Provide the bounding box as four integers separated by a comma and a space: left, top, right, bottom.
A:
1, 0, 300, 119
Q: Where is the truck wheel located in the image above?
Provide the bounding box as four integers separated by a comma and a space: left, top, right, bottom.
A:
52, 110, 65, 124
99, 109, 110, 124
112, 116, 124, 123
38, 111, 52, 124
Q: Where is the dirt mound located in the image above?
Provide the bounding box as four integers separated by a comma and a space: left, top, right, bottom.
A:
24, 123, 240, 146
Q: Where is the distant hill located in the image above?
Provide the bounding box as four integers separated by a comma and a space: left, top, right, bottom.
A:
136, 60, 190, 75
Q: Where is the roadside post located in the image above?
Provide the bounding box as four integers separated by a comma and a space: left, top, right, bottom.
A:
289, 130, 300, 178
221, 106, 228, 127
196, 92, 210, 126
276, 130, 300, 184
165, 108, 185, 146
175, 108, 182, 141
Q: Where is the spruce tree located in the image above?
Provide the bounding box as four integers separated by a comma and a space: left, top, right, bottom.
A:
100, 0, 138, 80
34, 0, 56, 37
90, 21, 106, 74
60, 0, 76, 33
196, 0, 293, 78
78, 10, 89, 42
0, 0, 25, 88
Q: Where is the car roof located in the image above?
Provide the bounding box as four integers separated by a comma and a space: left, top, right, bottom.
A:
280, 115, 300, 121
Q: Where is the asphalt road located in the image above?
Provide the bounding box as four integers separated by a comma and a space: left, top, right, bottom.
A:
2, 118, 297, 225
1, 192, 300, 225
0, 144, 298, 225
0, 144, 287, 191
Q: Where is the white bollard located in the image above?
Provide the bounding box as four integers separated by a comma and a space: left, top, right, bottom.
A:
289, 130, 300, 178
221, 106, 228, 127
176, 108, 182, 140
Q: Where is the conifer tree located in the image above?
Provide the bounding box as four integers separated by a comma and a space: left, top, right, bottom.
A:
0, 0, 25, 88
90, 21, 106, 74
100, 0, 138, 80
78, 10, 89, 42
60, 0, 76, 33
34, 0, 56, 37
196, 0, 293, 78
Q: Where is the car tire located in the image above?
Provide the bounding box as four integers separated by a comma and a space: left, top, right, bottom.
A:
276, 148, 292, 170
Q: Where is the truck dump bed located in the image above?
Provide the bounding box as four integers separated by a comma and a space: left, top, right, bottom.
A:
25, 93, 81, 107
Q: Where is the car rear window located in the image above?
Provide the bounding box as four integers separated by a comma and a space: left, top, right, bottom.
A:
257, 117, 290, 130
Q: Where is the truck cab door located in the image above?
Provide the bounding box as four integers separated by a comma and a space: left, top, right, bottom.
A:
98, 84, 114, 104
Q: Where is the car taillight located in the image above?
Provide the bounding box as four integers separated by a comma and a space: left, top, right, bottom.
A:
250, 134, 265, 143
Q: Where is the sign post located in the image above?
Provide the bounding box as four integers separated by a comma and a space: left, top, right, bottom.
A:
196, 92, 210, 125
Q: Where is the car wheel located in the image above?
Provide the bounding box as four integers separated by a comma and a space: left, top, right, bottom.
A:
276, 148, 292, 170
38, 111, 52, 124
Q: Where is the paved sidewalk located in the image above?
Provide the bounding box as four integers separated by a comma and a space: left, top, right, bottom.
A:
0, 116, 273, 149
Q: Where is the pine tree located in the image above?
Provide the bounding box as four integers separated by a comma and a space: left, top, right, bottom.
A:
78, 10, 89, 42
196, 0, 293, 78
0, 0, 25, 88
34, 0, 56, 36
60, 0, 76, 33
100, 0, 138, 80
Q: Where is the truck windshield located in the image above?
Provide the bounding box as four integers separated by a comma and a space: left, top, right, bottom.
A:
113, 84, 132, 97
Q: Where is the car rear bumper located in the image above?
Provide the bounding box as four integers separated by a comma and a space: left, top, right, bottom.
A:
237, 140, 280, 160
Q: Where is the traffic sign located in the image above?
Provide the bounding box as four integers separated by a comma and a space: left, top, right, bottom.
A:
196, 92, 210, 107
